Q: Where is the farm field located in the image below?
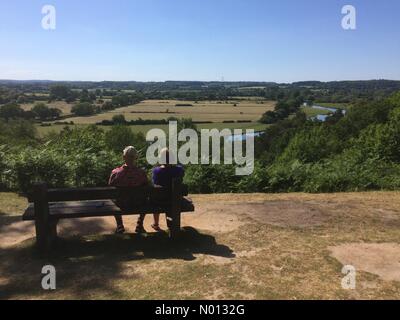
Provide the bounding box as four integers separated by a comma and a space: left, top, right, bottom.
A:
230, 96, 270, 100
66, 99, 275, 124
1, 191, 400, 299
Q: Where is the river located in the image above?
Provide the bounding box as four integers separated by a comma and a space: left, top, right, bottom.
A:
310, 105, 347, 122
227, 131, 264, 142
227, 104, 347, 141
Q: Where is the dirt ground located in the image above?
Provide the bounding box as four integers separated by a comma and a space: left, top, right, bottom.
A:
0, 192, 400, 299
329, 243, 400, 282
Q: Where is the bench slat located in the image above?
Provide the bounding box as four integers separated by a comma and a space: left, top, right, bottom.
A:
26, 185, 189, 202
23, 198, 194, 221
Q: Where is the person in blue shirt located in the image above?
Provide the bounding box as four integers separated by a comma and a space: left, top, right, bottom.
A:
151, 148, 184, 231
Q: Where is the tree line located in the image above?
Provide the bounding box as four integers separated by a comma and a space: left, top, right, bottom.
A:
2, 80, 400, 106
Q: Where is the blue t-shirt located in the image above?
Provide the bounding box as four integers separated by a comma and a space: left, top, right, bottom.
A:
152, 165, 184, 187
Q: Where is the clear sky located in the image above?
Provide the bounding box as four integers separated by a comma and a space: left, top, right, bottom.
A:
0, 0, 399, 82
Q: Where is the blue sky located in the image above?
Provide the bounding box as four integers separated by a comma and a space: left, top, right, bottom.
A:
0, 0, 399, 82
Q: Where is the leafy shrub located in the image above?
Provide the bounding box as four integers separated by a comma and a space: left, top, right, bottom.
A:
278, 125, 342, 163
8, 147, 70, 192
112, 114, 126, 124
0, 145, 8, 190
184, 164, 239, 193
268, 160, 311, 192
104, 125, 147, 155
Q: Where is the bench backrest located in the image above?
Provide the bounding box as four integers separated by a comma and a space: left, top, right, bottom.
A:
27, 178, 188, 209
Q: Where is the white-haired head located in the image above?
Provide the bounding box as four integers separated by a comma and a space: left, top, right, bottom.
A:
159, 147, 176, 165
123, 146, 138, 161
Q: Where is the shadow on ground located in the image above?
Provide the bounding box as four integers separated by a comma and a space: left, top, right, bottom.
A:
0, 226, 234, 299
0, 214, 21, 226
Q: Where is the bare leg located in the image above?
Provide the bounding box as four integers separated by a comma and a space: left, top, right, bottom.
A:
135, 214, 146, 233
115, 215, 123, 227
114, 215, 125, 233
151, 214, 162, 231
153, 214, 160, 226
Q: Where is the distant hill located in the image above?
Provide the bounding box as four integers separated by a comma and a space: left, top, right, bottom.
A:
1, 79, 400, 91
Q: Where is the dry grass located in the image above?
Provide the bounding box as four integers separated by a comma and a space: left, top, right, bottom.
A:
0, 191, 399, 299
66, 99, 275, 124
0, 193, 27, 216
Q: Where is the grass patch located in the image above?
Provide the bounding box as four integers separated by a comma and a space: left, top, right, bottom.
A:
0, 193, 27, 216
300, 106, 331, 117
315, 102, 351, 110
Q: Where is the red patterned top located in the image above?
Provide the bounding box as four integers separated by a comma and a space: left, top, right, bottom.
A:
108, 164, 148, 187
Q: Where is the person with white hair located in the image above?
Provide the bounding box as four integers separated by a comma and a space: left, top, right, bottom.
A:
109, 146, 148, 234
150, 147, 184, 231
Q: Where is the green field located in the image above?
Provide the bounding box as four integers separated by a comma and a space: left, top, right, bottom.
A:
36, 121, 268, 137
315, 102, 351, 110
300, 106, 331, 117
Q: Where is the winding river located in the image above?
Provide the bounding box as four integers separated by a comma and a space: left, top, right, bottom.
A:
310, 105, 347, 122
227, 104, 347, 141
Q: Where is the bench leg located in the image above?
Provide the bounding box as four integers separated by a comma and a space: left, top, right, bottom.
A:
167, 211, 181, 240
35, 217, 48, 253
168, 177, 183, 240
49, 219, 58, 243
35, 218, 58, 254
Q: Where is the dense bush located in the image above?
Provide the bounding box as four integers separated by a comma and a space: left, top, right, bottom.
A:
0, 103, 32, 120
104, 125, 147, 155
0, 145, 7, 190
184, 164, 239, 193
0, 119, 37, 145
259, 97, 303, 124
32, 103, 61, 120
0, 126, 116, 192
278, 125, 342, 164
71, 102, 99, 116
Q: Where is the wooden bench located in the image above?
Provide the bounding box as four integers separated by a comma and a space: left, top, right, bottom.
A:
22, 178, 194, 253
